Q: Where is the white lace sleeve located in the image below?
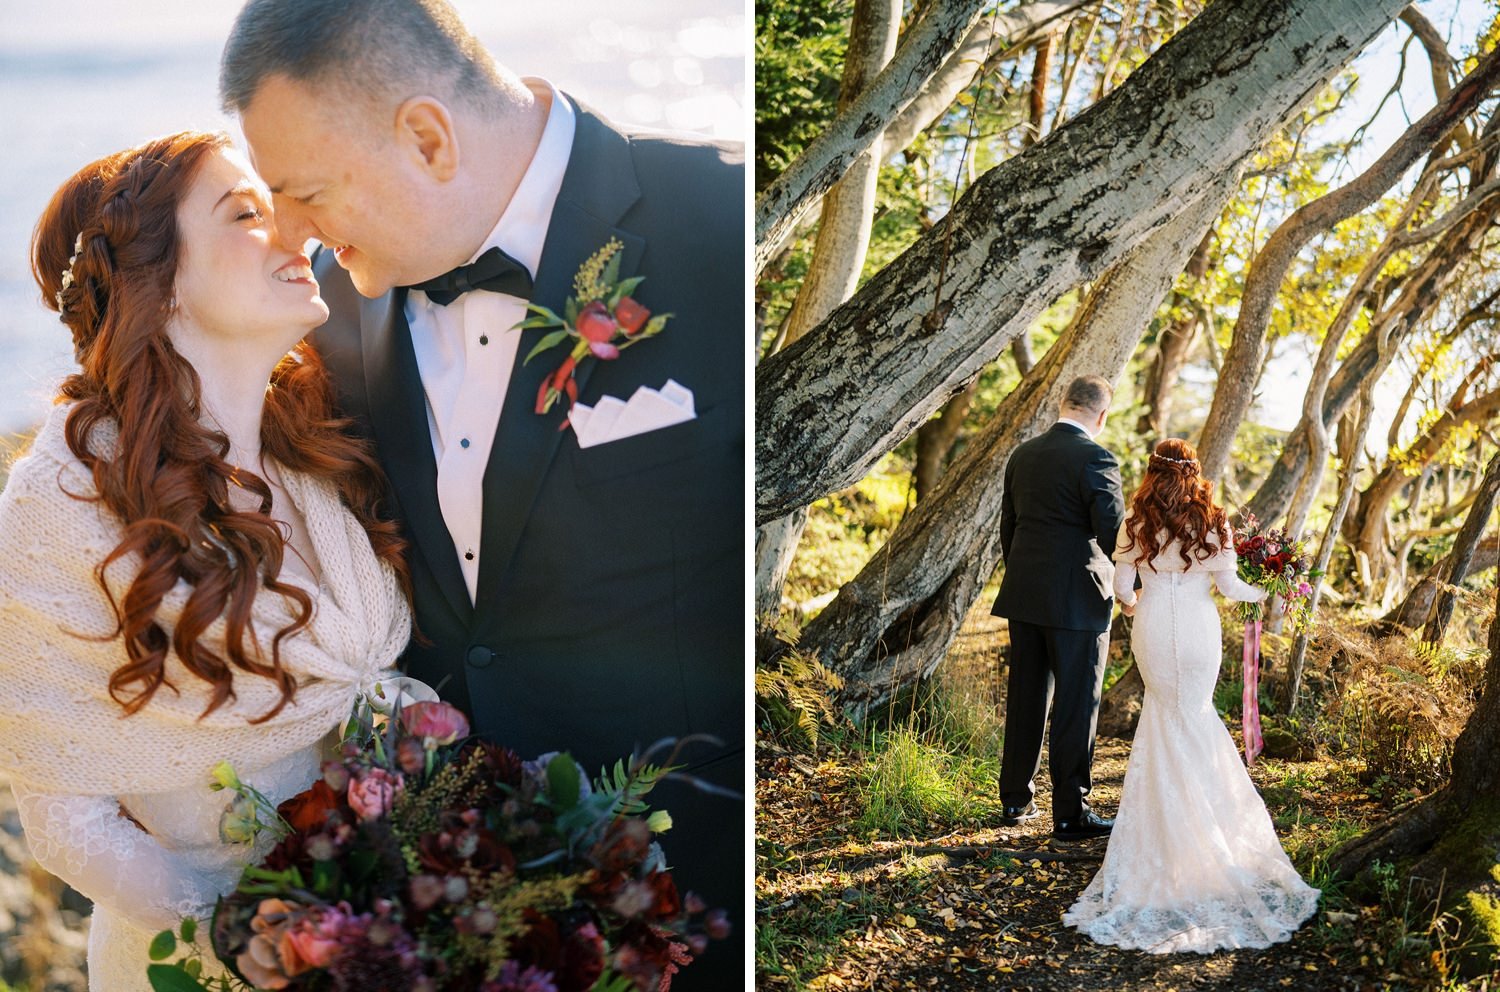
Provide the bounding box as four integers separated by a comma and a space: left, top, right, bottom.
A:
11, 783, 238, 933
1211, 568, 1267, 604
1114, 559, 1138, 607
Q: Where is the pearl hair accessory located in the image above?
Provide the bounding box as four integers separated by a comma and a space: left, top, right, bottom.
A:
54, 232, 85, 310
1151, 451, 1198, 467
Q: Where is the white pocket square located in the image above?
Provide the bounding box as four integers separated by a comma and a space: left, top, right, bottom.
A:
571, 379, 696, 449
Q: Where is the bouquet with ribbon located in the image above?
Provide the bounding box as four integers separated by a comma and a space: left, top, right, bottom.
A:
144, 697, 727, 991
1231, 514, 1319, 766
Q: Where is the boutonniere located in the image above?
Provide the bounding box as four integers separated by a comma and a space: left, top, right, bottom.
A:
516, 238, 672, 418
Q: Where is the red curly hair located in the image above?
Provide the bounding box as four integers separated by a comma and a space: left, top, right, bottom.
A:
1120, 438, 1229, 571
31, 130, 408, 722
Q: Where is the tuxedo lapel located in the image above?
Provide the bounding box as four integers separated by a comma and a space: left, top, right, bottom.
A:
360, 290, 473, 625
475, 102, 645, 608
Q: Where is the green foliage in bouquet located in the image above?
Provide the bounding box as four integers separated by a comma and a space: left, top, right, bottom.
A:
146, 696, 727, 992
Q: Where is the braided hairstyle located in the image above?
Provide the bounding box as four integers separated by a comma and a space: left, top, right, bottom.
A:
31, 130, 408, 721
1119, 438, 1229, 571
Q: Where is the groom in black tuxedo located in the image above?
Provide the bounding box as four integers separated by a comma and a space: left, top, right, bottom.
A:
992, 376, 1124, 841
221, 1, 743, 985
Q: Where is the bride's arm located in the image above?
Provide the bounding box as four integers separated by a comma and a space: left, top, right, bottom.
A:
11, 783, 241, 933
1113, 559, 1139, 607
1210, 568, 1268, 603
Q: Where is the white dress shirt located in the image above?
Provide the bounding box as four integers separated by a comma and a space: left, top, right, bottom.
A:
406, 78, 576, 603
1057, 415, 1101, 439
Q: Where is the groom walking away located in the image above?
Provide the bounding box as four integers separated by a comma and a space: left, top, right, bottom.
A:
992, 375, 1125, 841
220, 1, 744, 985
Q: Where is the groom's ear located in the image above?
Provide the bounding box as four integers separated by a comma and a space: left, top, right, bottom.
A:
394, 97, 460, 182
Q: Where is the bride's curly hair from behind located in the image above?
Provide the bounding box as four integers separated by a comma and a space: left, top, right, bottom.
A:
1120, 438, 1229, 571
31, 130, 408, 722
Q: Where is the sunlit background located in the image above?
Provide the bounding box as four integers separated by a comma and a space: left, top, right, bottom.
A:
0, 0, 746, 435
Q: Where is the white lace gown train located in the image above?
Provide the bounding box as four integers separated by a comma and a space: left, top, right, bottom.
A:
1061, 528, 1320, 954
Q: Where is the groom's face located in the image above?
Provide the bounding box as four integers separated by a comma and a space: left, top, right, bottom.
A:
240, 76, 442, 298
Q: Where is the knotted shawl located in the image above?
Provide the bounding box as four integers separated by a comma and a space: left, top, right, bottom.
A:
0, 403, 412, 795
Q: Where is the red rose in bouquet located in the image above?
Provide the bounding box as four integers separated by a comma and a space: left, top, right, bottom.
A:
146, 700, 727, 991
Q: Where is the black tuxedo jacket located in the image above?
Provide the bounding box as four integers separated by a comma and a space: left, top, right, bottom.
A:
990, 423, 1124, 633
309, 102, 744, 776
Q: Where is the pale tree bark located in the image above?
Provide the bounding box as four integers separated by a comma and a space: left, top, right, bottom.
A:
1424, 446, 1500, 646
1195, 42, 1500, 484
790, 189, 1231, 716
757, 0, 1410, 527
1244, 195, 1500, 526
912, 25, 1058, 502
754, 0, 903, 625
759, 1, 1097, 267
755, 0, 993, 272
1352, 379, 1500, 580
1136, 229, 1214, 439
1284, 383, 1376, 711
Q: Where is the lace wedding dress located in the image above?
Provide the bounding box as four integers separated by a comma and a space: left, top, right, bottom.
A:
1061, 523, 1320, 954
12, 746, 324, 987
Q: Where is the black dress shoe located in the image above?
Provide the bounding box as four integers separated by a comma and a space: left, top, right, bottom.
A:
1052, 811, 1114, 840
1000, 801, 1040, 826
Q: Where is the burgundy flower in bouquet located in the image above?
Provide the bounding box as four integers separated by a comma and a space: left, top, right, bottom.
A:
1231, 512, 1320, 630
145, 700, 727, 992
1230, 513, 1321, 768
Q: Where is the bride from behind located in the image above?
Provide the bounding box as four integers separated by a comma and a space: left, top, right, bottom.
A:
0, 131, 412, 989
1061, 438, 1319, 954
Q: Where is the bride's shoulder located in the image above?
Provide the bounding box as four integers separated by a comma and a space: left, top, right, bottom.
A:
3, 403, 104, 502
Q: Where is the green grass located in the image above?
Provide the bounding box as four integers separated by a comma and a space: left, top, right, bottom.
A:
756, 887, 882, 990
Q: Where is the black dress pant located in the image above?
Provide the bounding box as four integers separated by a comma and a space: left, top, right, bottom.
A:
998, 619, 1109, 823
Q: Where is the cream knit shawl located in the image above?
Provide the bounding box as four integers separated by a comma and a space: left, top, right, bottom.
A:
0, 403, 412, 795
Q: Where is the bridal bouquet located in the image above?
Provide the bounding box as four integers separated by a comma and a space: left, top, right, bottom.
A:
1231, 514, 1320, 766
1231, 512, 1318, 632
146, 699, 726, 992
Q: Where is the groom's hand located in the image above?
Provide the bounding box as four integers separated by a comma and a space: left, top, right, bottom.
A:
1120, 601, 1135, 617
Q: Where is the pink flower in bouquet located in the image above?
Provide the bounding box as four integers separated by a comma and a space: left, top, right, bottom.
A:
237, 898, 307, 988
281, 905, 347, 970
347, 768, 404, 822
480, 960, 560, 992
400, 700, 471, 748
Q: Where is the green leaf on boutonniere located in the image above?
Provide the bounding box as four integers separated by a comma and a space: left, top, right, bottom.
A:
607, 275, 647, 310
564, 296, 580, 324
525, 329, 572, 364
515, 312, 564, 331
602, 250, 622, 286
640, 313, 672, 338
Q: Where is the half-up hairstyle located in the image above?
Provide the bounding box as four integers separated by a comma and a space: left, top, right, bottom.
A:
31, 130, 408, 722
1120, 438, 1228, 571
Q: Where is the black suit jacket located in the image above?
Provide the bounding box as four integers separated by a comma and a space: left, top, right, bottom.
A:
309, 102, 744, 776
990, 423, 1124, 633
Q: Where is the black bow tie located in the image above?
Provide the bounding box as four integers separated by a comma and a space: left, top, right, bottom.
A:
406, 245, 534, 306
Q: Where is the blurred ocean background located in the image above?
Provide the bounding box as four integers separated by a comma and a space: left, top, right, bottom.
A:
0, 0, 746, 436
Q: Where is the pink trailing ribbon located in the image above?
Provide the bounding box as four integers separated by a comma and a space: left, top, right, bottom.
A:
1242, 619, 1264, 766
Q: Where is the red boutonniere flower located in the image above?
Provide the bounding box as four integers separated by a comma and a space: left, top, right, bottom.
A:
516, 238, 672, 419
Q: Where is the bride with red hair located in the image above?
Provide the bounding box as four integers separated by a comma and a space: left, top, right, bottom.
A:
1061, 438, 1319, 953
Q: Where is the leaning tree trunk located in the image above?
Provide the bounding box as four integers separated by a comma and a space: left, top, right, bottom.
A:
1136, 229, 1214, 439
912, 22, 1057, 502
757, 0, 1409, 527
755, 0, 992, 271
1424, 446, 1500, 646
1351, 384, 1500, 582
763, 1, 1093, 263
1328, 571, 1500, 975
791, 188, 1232, 715
1194, 42, 1500, 484
754, 0, 901, 624
1244, 200, 1499, 526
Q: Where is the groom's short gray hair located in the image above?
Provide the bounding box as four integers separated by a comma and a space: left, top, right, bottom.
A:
1062, 375, 1113, 414
220, 0, 511, 114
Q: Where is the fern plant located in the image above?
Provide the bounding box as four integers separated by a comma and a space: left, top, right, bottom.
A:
755, 649, 845, 749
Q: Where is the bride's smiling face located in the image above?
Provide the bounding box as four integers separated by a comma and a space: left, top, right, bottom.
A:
171, 147, 327, 350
